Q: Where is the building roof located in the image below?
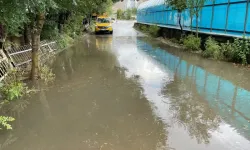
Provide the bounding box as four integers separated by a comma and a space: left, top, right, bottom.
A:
137, 0, 165, 10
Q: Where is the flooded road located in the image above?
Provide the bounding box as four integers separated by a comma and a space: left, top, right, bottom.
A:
1, 20, 250, 150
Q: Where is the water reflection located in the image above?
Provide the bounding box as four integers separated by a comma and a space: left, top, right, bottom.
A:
0, 35, 169, 150
136, 39, 250, 141
162, 73, 221, 144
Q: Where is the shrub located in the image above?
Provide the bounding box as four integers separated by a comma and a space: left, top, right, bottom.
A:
40, 65, 56, 84
221, 41, 235, 61
231, 38, 250, 64
57, 34, 74, 49
41, 23, 59, 41
117, 9, 124, 19
64, 15, 84, 38
1, 82, 25, 101
0, 70, 28, 101
220, 38, 250, 64
126, 9, 132, 20
0, 116, 15, 130
140, 25, 148, 32
183, 34, 201, 51
148, 25, 160, 37
203, 37, 222, 59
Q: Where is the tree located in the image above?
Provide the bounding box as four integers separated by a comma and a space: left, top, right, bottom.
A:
131, 8, 137, 16
165, 0, 186, 34
23, 0, 58, 80
1, 0, 115, 81
0, 0, 28, 40
187, 0, 208, 37
126, 9, 132, 20
117, 9, 124, 19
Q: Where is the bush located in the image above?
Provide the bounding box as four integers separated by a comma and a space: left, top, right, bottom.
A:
117, 9, 124, 19
0, 70, 28, 101
220, 38, 250, 64
40, 65, 55, 84
148, 25, 160, 37
64, 15, 84, 38
41, 23, 59, 41
221, 40, 234, 61
140, 25, 148, 32
203, 37, 222, 59
0, 116, 15, 130
183, 34, 201, 51
57, 34, 74, 49
126, 9, 132, 20
1, 82, 25, 101
231, 38, 250, 64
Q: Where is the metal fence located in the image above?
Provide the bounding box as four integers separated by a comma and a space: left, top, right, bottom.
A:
0, 50, 12, 81
0, 41, 58, 82
6, 41, 58, 67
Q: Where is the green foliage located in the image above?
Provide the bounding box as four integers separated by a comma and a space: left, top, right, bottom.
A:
100, 0, 113, 16
57, 34, 74, 49
140, 25, 148, 32
0, 1, 28, 37
148, 25, 160, 37
117, 9, 135, 20
0, 116, 15, 130
230, 38, 250, 64
202, 37, 222, 59
40, 65, 55, 84
64, 15, 84, 39
137, 25, 160, 37
221, 40, 235, 61
187, 0, 208, 36
183, 34, 201, 51
41, 23, 59, 41
131, 8, 137, 15
202, 37, 250, 64
126, 9, 132, 20
117, 9, 124, 19
0, 70, 28, 101
165, 0, 187, 12
1, 82, 25, 101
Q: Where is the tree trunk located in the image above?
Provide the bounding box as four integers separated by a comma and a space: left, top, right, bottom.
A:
31, 13, 45, 80
196, 14, 199, 37
58, 13, 64, 33
24, 24, 31, 45
178, 12, 183, 34
190, 12, 193, 33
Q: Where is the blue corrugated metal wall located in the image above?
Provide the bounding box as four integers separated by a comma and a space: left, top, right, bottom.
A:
137, 0, 250, 37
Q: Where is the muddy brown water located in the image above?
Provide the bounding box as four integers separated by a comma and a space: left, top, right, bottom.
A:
0, 21, 250, 150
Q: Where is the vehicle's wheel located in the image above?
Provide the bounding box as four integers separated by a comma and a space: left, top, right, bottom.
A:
110, 31, 113, 34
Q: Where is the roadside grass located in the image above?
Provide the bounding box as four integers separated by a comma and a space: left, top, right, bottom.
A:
135, 23, 250, 65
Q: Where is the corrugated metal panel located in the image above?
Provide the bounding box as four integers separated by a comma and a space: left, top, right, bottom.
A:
137, 0, 165, 10
137, 0, 250, 37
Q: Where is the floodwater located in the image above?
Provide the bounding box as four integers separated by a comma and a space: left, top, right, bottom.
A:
1, 21, 250, 150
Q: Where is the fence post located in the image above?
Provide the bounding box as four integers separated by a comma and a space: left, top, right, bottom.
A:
210, 0, 215, 32
244, 0, 249, 34
47, 44, 53, 53
225, 0, 230, 33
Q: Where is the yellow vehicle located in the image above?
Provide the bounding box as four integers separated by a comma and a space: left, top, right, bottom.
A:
95, 16, 113, 34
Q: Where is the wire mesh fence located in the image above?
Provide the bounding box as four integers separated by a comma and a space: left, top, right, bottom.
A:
0, 40, 58, 82
0, 50, 12, 81
6, 41, 58, 67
